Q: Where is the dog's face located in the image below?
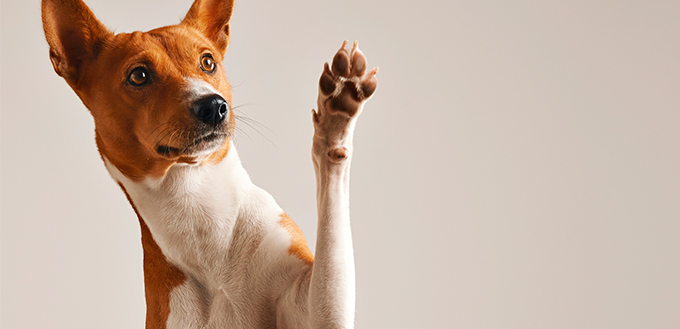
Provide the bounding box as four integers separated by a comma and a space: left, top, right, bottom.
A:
42, 0, 235, 181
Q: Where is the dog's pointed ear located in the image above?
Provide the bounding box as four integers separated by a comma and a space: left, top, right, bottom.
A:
41, 0, 112, 83
182, 0, 235, 54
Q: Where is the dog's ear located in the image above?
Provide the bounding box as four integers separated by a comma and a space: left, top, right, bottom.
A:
182, 0, 235, 54
41, 0, 112, 83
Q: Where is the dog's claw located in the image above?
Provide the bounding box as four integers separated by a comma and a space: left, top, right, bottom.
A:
360, 67, 379, 100
312, 108, 321, 125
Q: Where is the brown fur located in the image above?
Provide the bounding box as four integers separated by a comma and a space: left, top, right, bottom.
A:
86, 26, 234, 180
119, 183, 187, 329
42, 1, 237, 328
42, 0, 235, 181
279, 213, 315, 265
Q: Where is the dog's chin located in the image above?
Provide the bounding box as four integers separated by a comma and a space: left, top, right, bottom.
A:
156, 132, 227, 160
187, 132, 227, 154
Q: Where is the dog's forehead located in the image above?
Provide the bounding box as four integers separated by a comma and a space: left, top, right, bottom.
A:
94, 26, 224, 92
147, 25, 216, 57
106, 26, 215, 68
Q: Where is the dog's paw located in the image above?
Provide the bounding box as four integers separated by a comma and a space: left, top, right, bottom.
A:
312, 41, 377, 164
316, 41, 378, 118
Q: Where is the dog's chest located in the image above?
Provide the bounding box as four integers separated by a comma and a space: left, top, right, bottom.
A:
107, 151, 308, 327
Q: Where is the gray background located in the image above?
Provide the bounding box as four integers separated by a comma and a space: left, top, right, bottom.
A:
2, 0, 679, 328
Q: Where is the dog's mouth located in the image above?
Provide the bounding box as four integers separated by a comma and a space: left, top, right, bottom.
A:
155, 130, 227, 158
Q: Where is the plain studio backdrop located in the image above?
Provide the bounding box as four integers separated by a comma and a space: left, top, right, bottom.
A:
1, 0, 679, 328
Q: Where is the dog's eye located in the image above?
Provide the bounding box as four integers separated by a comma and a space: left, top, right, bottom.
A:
201, 54, 216, 73
128, 68, 149, 86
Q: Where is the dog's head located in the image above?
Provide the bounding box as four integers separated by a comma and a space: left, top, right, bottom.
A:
42, 0, 235, 181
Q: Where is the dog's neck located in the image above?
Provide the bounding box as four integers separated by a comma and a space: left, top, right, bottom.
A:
108, 142, 309, 327
106, 142, 279, 286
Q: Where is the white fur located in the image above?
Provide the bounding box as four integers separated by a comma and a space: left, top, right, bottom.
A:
185, 78, 221, 101
106, 144, 317, 328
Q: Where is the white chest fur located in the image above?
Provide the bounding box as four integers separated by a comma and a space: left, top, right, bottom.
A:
106, 144, 308, 328
108, 144, 248, 273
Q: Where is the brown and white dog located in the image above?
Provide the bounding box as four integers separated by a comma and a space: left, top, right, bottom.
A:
41, 0, 378, 327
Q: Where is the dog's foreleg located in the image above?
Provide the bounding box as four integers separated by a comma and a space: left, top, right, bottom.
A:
308, 41, 378, 328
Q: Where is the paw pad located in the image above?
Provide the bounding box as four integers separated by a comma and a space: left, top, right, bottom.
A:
328, 146, 349, 162
318, 41, 378, 117
313, 41, 378, 164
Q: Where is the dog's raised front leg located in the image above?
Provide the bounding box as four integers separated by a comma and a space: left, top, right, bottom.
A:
309, 41, 378, 328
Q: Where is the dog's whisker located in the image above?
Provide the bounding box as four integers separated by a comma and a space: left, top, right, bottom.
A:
146, 121, 173, 144
171, 125, 187, 144
181, 130, 197, 153
231, 102, 256, 111
230, 80, 246, 89
233, 126, 253, 142
235, 115, 276, 135
236, 118, 276, 147
159, 123, 180, 144
152, 125, 174, 148
234, 113, 273, 134
166, 129, 181, 149
154, 122, 181, 149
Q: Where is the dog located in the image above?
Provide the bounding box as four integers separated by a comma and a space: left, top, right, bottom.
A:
41, 0, 378, 328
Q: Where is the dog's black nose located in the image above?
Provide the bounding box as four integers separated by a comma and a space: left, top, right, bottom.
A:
192, 95, 228, 125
